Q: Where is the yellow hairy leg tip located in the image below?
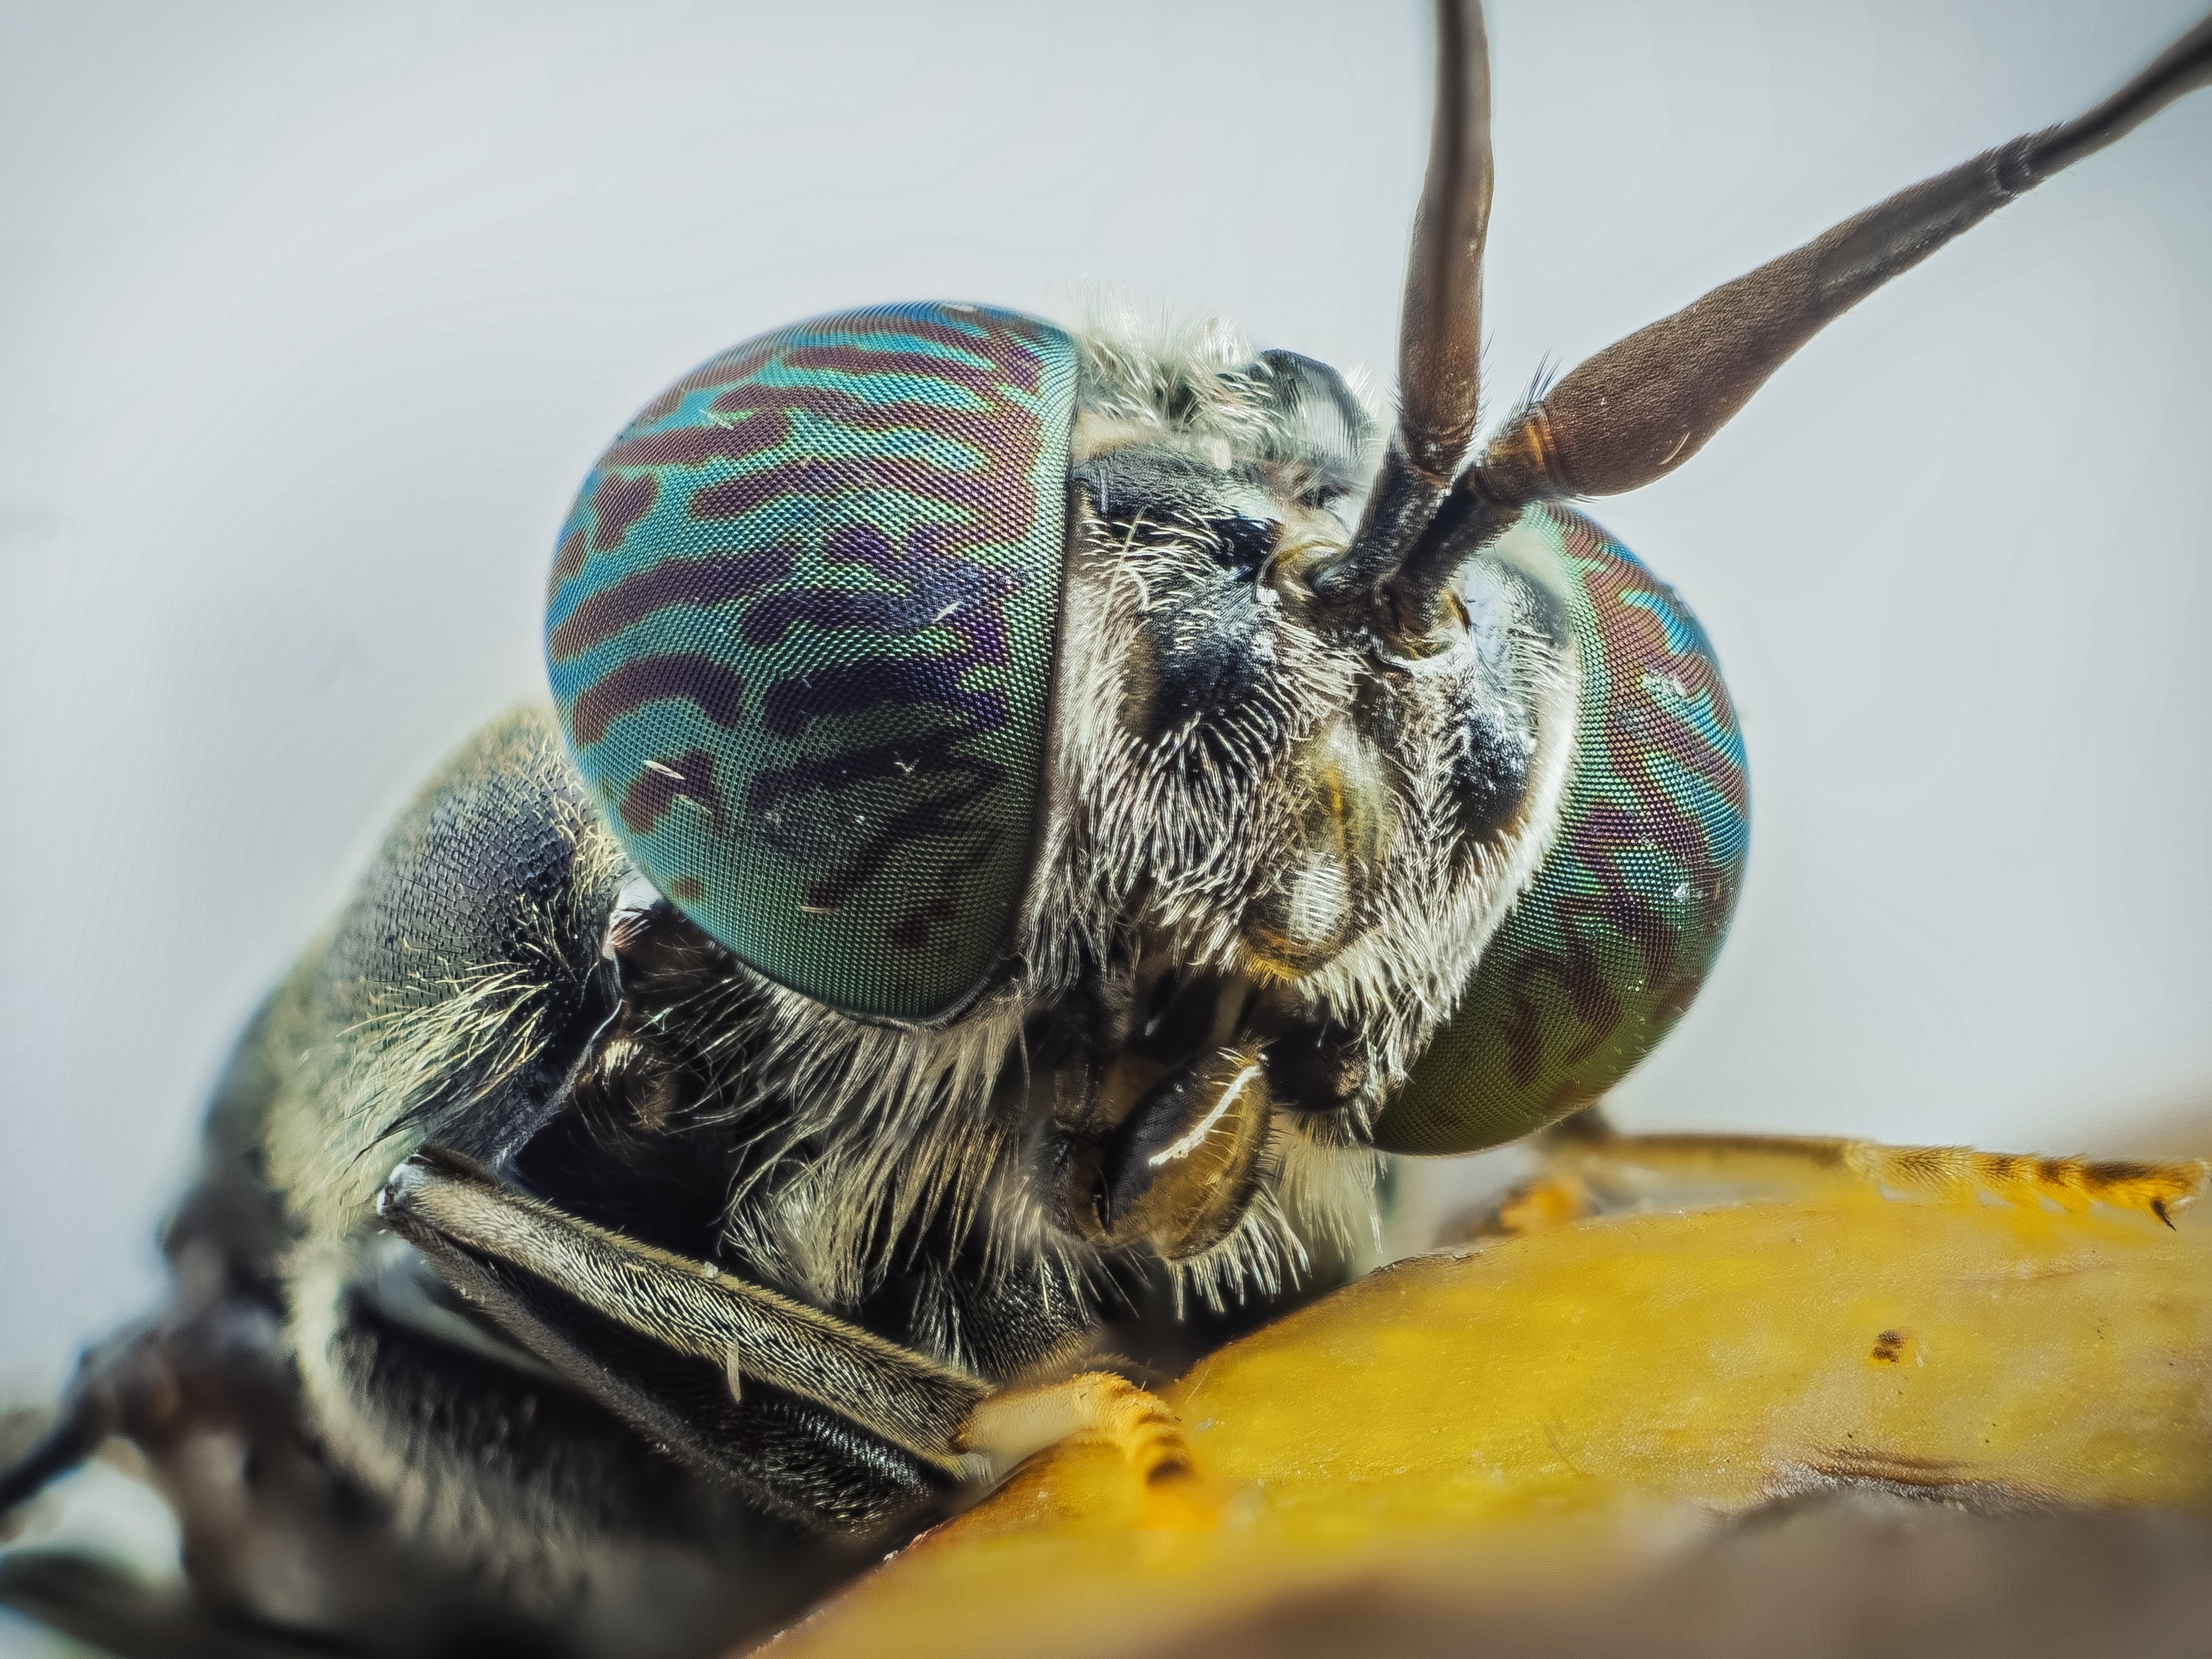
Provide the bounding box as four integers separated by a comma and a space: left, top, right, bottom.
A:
1539, 1129, 2208, 1228
764, 1187, 2212, 1659
1841, 1144, 2208, 1221
960, 1372, 1220, 1528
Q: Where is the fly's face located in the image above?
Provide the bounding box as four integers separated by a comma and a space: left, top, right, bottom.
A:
1058, 346, 1543, 981
542, 304, 1591, 1288
1019, 336, 1574, 1262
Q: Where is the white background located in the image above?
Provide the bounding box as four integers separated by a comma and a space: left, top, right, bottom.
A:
2, 0, 2208, 1406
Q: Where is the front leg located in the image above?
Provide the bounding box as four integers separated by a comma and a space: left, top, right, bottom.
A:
958, 1371, 1217, 1530
379, 1151, 1206, 1527
1474, 1110, 2206, 1239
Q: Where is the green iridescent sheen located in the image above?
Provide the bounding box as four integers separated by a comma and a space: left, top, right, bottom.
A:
546, 304, 1078, 1023
1375, 504, 1750, 1154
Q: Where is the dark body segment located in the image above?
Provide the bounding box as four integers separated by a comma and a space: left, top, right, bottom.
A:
0, 710, 1099, 1657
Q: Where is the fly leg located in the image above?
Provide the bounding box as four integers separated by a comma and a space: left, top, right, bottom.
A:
1474, 1109, 2207, 1238
958, 1371, 1217, 1530
381, 1150, 1222, 1531
378, 1147, 981, 1530
0, 1285, 475, 1654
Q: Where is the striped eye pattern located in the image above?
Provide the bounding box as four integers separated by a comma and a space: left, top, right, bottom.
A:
1375, 505, 1750, 1154
546, 304, 1078, 1023
543, 301, 1748, 1140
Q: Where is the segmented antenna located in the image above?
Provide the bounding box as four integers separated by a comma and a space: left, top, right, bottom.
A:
1313, 0, 1492, 621
1472, 14, 2212, 503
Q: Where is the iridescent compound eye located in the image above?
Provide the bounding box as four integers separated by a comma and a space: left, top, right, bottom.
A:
1372, 505, 1750, 1154
546, 304, 1078, 1023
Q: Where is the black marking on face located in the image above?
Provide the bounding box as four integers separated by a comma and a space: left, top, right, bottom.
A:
1069, 451, 1223, 527
1449, 699, 1533, 850
1146, 578, 1272, 757
1440, 551, 1555, 856
850, 1218, 1093, 1382
1259, 1015, 1366, 1116
1132, 967, 1225, 1065
1071, 457, 1287, 757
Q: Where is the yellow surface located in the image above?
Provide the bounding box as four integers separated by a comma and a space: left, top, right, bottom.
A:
762, 1187, 2212, 1659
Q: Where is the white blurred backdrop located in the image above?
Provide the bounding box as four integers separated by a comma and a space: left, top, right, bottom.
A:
1, 0, 2207, 1402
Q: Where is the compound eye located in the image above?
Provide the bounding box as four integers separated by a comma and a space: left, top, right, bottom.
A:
544, 304, 1079, 1024
1372, 505, 1750, 1154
